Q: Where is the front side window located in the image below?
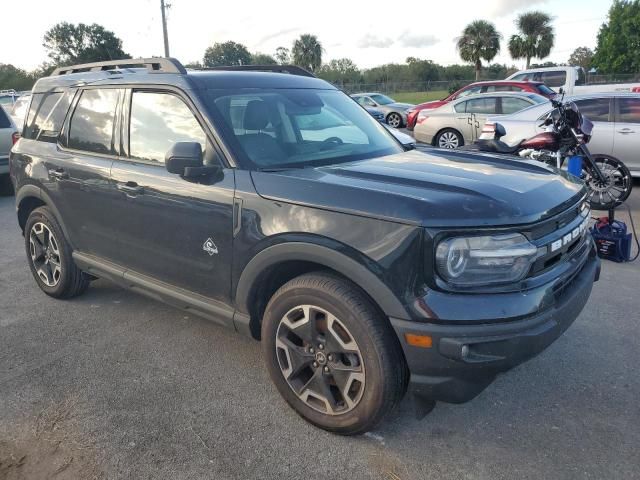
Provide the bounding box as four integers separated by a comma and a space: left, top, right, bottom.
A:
453, 86, 482, 99
207, 89, 402, 169
574, 98, 611, 122
540, 71, 567, 88
68, 89, 120, 154
501, 97, 533, 115
618, 98, 640, 123
129, 91, 207, 163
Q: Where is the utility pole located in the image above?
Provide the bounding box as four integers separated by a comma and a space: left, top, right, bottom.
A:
160, 0, 170, 57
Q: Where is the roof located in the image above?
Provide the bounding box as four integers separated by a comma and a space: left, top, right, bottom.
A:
465, 80, 546, 86
33, 58, 334, 94
450, 91, 549, 103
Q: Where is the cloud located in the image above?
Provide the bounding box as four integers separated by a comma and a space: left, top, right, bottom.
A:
486, 0, 548, 17
399, 33, 439, 48
357, 33, 394, 48
257, 27, 301, 45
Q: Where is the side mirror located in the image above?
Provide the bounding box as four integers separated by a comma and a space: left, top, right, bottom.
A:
165, 142, 219, 177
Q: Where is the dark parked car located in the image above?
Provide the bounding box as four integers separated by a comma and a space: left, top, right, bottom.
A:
11, 58, 599, 435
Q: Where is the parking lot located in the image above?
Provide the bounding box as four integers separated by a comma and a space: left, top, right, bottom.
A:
0, 184, 639, 480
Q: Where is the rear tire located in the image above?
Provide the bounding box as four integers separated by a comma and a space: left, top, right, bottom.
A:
435, 128, 463, 149
262, 272, 408, 435
24, 207, 90, 299
0, 175, 14, 196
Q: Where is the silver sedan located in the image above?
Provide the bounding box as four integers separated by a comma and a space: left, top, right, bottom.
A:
413, 92, 548, 149
351, 93, 414, 128
479, 92, 640, 177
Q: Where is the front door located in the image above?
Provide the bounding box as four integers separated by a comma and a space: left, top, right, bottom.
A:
573, 97, 614, 157
109, 89, 235, 304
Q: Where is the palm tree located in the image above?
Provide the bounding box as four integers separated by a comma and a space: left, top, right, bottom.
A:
508, 11, 555, 68
292, 34, 323, 72
456, 21, 502, 81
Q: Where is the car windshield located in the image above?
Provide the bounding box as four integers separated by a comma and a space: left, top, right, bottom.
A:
369, 94, 395, 105
205, 89, 403, 169
536, 84, 557, 96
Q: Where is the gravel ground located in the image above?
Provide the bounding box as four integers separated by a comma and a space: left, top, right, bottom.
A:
1, 183, 639, 480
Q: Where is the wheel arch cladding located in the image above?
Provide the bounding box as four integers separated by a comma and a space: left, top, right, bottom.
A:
17, 187, 71, 246
235, 242, 409, 340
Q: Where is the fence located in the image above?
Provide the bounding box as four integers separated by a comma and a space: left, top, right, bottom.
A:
586, 73, 640, 84
335, 80, 475, 95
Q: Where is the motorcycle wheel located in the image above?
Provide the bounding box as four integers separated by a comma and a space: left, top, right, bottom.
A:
583, 154, 633, 210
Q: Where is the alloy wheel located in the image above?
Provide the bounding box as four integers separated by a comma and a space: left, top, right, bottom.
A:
29, 222, 62, 287
387, 113, 401, 128
275, 305, 365, 415
438, 131, 459, 149
583, 158, 631, 207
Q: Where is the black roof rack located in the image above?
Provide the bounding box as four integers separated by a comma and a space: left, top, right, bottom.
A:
50, 57, 187, 76
196, 64, 316, 78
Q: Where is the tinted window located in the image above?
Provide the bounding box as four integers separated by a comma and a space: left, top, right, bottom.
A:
23, 92, 72, 142
68, 89, 119, 154
0, 105, 10, 128
574, 98, 611, 122
536, 84, 556, 96
486, 85, 520, 93
510, 73, 534, 82
129, 91, 207, 163
501, 97, 533, 115
540, 71, 567, 88
618, 98, 640, 123
464, 97, 498, 114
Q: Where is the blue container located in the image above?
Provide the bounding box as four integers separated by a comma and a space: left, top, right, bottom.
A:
567, 155, 583, 177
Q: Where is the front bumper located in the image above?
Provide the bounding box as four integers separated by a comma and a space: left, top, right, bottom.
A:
391, 242, 600, 404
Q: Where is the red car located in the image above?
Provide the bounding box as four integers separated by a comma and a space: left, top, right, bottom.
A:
405, 80, 557, 130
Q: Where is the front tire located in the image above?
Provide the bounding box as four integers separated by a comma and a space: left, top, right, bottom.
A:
262, 272, 408, 435
25, 207, 90, 299
435, 128, 463, 149
386, 112, 403, 128
583, 155, 633, 210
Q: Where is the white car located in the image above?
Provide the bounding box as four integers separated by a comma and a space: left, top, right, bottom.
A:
0, 104, 18, 195
413, 92, 548, 148
479, 92, 640, 177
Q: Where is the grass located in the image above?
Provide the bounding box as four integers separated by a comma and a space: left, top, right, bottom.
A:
391, 90, 448, 104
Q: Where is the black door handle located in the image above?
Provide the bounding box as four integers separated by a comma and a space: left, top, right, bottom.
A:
49, 168, 69, 180
117, 182, 144, 195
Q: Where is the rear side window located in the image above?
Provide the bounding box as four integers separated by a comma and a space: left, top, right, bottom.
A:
129, 91, 207, 163
23, 92, 72, 142
617, 98, 640, 123
539, 71, 567, 88
68, 89, 120, 154
536, 84, 556, 96
0, 106, 10, 128
500, 97, 533, 115
464, 97, 498, 114
486, 85, 520, 93
574, 98, 611, 122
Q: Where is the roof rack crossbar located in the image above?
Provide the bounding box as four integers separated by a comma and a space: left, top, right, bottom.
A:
195, 64, 316, 78
50, 57, 187, 77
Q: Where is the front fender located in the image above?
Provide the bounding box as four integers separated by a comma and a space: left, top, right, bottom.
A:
234, 241, 410, 322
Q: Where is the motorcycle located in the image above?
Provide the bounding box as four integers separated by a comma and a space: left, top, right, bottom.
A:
464, 98, 633, 210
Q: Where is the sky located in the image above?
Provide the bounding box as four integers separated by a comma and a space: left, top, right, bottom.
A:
0, 0, 612, 72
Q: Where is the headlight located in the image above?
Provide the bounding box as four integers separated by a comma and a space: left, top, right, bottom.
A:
435, 233, 537, 287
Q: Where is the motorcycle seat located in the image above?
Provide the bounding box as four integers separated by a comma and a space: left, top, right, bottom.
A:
472, 139, 523, 154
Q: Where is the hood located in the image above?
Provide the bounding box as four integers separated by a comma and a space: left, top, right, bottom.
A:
389, 102, 414, 110
251, 149, 586, 227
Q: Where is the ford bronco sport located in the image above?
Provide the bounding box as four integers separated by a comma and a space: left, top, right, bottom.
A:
10, 58, 600, 435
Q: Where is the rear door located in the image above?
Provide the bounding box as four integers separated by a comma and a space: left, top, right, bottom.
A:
613, 97, 640, 174
572, 97, 614, 157
109, 88, 235, 304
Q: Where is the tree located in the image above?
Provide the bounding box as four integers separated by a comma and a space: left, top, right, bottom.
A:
456, 20, 502, 80
43, 22, 129, 66
0, 64, 35, 90
592, 0, 640, 74
251, 53, 277, 65
275, 47, 290, 64
292, 34, 323, 72
568, 47, 594, 69
508, 11, 554, 68
203, 41, 252, 67
406, 57, 440, 81
317, 58, 361, 84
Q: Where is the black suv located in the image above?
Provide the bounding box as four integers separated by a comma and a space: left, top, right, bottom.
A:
10, 58, 600, 435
